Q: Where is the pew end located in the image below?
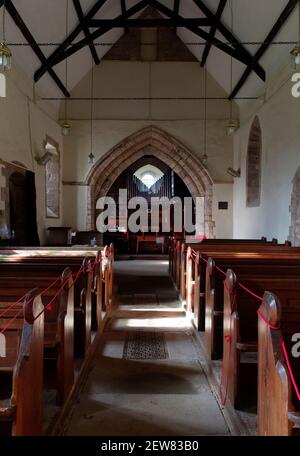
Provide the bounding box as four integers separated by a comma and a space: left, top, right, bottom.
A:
0, 289, 44, 436
258, 292, 300, 436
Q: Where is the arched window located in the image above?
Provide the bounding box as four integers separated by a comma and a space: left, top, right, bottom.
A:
44, 138, 60, 219
246, 116, 262, 207
289, 166, 300, 246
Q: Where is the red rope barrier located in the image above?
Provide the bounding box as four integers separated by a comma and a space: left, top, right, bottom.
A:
0, 257, 103, 332
238, 282, 263, 302
216, 265, 226, 276
196, 252, 300, 405
256, 310, 280, 330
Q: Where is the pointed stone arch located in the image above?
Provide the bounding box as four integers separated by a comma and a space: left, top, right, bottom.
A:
289, 166, 300, 246
85, 126, 215, 236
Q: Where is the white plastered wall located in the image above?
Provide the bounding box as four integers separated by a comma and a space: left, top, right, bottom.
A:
0, 62, 64, 244
233, 64, 300, 242
62, 61, 235, 237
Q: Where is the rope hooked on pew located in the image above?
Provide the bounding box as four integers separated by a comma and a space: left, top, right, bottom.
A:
0, 256, 102, 332
180, 249, 300, 406
204, 259, 300, 406
188, 249, 197, 262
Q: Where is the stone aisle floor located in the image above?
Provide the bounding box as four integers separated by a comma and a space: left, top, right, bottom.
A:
65, 260, 231, 436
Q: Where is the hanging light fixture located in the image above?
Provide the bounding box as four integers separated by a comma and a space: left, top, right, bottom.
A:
0, 1, 12, 72
89, 63, 95, 165
226, 119, 239, 136
291, 0, 300, 69
62, 0, 71, 136
226, 0, 239, 136
200, 67, 208, 165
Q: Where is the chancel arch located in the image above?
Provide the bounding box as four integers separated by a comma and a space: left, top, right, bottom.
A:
85, 126, 214, 237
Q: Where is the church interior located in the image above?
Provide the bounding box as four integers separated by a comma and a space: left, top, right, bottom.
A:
0, 0, 300, 439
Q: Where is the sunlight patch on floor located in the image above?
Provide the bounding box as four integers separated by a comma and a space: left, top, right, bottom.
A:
113, 316, 191, 330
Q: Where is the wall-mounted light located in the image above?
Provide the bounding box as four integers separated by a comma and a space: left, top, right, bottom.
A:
227, 167, 241, 178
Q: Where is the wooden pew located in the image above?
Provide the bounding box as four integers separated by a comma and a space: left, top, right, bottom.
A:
180, 238, 276, 302
223, 268, 300, 410
0, 256, 93, 359
189, 243, 300, 327
258, 292, 300, 436
204, 254, 300, 360
169, 236, 184, 279
0, 289, 44, 436
0, 244, 114, 322
0, 268, 74, 405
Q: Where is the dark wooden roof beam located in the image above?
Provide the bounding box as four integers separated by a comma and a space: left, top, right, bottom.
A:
120, 0, 129, 34
88, 17, 212, 27
229, 0, 299, 99
34, 0, 109, 82
73, 0, 100, 65
147, 0, 263, 70
47, 0, 149, 67
192, 0, 265, 81
5, 0, 70, 97
201, 0, 227, 66
173, 0, 180, 32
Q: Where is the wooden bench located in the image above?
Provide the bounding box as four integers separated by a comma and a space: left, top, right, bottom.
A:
170, 237, 270, 282
180, 238, 280, 302
204, 254, 300, 360
188, 243, 300, 324
0, 257, 94, 359
0, 244, 114, 322
0, 289, 44, 436
258, 292, 300, 436
223, 268, 300, 410
0, 268, 75, 405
